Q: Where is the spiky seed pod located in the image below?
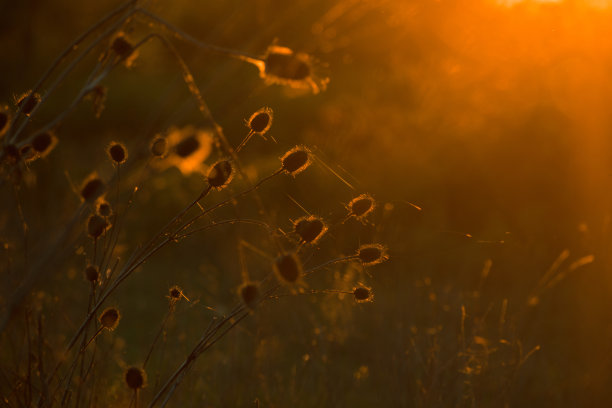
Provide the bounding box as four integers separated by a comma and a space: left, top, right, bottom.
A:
87, 214, 109, 239
112, 36, 134, 59
16, 92, 41, 116
124, 367, 146, 390
96, 200, 112, 217
107, 142, 127, 164
239, 282, 259, 309
357, 244, 389, 266
293, 216, 327, 244
274, 253, 302, 284
348, 194, 375, 219
0, 107, 11, 137
31, 132, 58, 158
248, 107, 273, 135
150, 136, 167, 157
206, 160, 234, 189
353, 286, 374, 303
80, 175, 105, 203
281, 146, 311, 175
99, 307, 120, 330
3, 144, 20, 164
168, 285, 183, 304
264, 46, 311, 81
84, 265, 99, 283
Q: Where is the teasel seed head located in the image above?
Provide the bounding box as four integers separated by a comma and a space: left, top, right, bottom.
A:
124, 367, 146, 390
96, 199, 112, 217
150, 136, 167, 157
247, 107, 273, 135
84, 265, 100, 283
357, 244, 389, 266
274, 253, 303, 285
353, 285, 374, 303
281, 146, 311, 176
15, 92, 41, 116
31, 131, 58, 158
80, 174, 105, 203
293, 215, 327, 244
239, 282, 260, 309
206, 159, 234, 189
99, 307, 120, 330
348, 194, 375, 220
107, 142, 127, 164
87, 214, 110, 239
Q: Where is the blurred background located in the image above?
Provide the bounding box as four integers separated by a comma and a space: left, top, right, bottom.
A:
2, 0, 612, 406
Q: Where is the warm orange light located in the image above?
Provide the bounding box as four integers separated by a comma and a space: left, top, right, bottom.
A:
497, 0, 611, 7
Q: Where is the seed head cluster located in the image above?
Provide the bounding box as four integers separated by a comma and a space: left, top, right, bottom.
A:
107, 142, 127, 164
248, 107, 273, 135
124, 367, 146, 390
281, 146, 311, 175
80, 174, 105, 203
357, 244, 389, 266
293, 216, 326, 244
239, 282, 260, 309
274, 253, 302, 284
99, 307, 120, 330
207, 159, 234, 189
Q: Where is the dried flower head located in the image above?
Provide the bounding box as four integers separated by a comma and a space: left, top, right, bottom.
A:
0, 106, 11, 137
357, 244, 389, 266
247, 107, 273, 135
99, 307, 120, 330
167, 285, 188, 305
162, 126, 213, 175
87, 214, 110, 239
281, 146, 311, 176
107, 142, 127, 164
15, 92, 41, 116
84, 265, 99, 283
274, 253, 303, 284
293, 215, 327, 244
353, 285, 374, 303
31, 132, 58, 158
239, 282, 260, 309
257, 45, 328, 94
80, 174, 105, 203
348, 194, 375, 220
206, 159, 234, 189
96, 199, 112, 217
124, 367, 146, 390
109, 34, 139, 67
150, 136, 167, 158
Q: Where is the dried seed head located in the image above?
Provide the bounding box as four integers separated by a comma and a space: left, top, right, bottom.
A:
150, 136, 167, 157
163, 127, 213, 175
107, 142, 127, 164
239, 282, 260, 309
99, 307, 120, 330
348, 194, 375, 220
353, 285, 374, 303
16, 92, 41, 116
274, 253, 303, 284
207, 160, 234, 189
87, 214, 109, 239
257, 45, 328, 94
84, 265, 99, 283
96, 199, 112, 217
31, 132, 58, 158
174, 135, 200, 158
293, 216, 327, 244
357, 244, 389, 266
281, 146, 311, 175
112, 36, 134, 59
247, 107, 273, 135
168, 285, 184, 304
0, 107, 11, 137
80, 175, 105, 203
124, 367, 146, 390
